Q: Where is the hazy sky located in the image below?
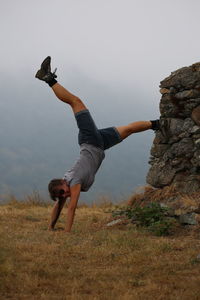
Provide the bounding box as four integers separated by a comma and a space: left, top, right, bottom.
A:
2, 0, 200, 84
1, 0, 200, 201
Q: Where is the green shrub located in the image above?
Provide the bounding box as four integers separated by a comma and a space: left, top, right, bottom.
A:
112, 202, 175, 236
148, 219, 175, 236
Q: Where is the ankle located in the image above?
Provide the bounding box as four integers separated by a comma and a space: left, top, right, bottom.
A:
48, 78, 57, 87
150, 119, 160, 131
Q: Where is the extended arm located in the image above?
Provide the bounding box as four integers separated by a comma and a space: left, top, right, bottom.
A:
65, 184, 81, 233
49, 198, 66, 230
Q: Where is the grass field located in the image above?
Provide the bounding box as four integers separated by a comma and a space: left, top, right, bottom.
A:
1, 199, 200, 300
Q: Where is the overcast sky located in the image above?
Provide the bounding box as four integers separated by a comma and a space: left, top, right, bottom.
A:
2, 0, 200, 83
1, 0, 200, 201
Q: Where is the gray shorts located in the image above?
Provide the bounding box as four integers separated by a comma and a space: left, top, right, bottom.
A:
75, 109, 122, 150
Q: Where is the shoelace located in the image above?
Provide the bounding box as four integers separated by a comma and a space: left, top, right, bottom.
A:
52, 68, 57, 78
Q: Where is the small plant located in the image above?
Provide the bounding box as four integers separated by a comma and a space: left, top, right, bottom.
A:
112, 202, 175, 236
148, 219, 175, 236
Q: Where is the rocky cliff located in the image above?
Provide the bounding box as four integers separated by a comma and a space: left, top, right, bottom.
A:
147, 62, 200, 194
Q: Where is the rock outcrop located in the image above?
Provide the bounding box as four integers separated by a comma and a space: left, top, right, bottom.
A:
147, 62, 200, 194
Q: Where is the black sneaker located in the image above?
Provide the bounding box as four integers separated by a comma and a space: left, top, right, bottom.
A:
35, 56, 57, 83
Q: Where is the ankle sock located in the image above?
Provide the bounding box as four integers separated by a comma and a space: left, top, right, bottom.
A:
48, 78, 57, 87
150, 119, 160, 131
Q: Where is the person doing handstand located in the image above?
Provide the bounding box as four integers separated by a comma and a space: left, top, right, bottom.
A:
35, 57, 159, 233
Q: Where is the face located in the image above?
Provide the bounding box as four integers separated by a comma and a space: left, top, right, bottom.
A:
54, 180, 71, 200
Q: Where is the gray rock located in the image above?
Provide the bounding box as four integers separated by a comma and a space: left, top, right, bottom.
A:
150, 144, 170, 158
175, 89, 200, 100
192, 133, 200, 140
194, 138, 200, 146
192, 105, 200, 126
171, 158, 182, 166
160, 64, 200, 90
147, 62, 200, 195
159, 94, 181, 117
147, 162, 176, 187
153, 131, 169, 144
191, 150, 200, 167
182, 118, 195, 132
169, 138, 194, 158
191, 125, 200, 134
179, 213, 198, 225
168, 118, 184, 136
106, 219, 123, 227
160, 203, 175, 216
184, 101, 200, 114
172, 174, 200, 193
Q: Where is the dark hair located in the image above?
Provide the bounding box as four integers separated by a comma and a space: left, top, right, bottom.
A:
48, 178, 64, 201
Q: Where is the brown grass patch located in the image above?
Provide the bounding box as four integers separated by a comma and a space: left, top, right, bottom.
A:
128, 185, 200, 210
0, 201, 200, 299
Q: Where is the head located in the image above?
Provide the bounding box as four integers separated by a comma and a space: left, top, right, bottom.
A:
48, 179, 70, 201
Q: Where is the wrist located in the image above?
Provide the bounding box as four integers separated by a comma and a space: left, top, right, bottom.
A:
48, 224, 55, 230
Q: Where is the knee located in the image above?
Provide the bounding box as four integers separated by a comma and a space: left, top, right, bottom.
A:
75, 97, 83, 105
72, 97, 87, 112
73, 97, 85, 108
125, 125, 133, 135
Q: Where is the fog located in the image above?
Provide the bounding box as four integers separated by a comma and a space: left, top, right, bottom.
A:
1, 0, 200, 202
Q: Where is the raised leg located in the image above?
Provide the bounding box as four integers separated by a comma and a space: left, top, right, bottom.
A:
52, 83, 87, 114
116, 121, 152, 140
35, 56, 87, 114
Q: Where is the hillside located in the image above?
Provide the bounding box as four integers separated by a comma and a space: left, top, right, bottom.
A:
1, 199, 200, 299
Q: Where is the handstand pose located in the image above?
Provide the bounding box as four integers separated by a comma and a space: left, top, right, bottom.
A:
35, 57, 159, 233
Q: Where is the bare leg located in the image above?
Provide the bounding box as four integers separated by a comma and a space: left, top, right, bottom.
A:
116, 121, 152, 140
51, 83, 152, 138
51, 83, 87, 114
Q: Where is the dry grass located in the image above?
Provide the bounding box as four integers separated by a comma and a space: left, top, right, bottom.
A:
1, 199, 200, 300
128, 185, 200, 210
128, 185, 180, 207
